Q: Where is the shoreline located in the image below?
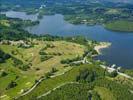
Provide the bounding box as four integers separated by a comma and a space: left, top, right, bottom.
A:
94, 42, 111, 54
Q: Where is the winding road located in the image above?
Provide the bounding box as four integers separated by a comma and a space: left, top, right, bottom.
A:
15, 52, 90, 99
100, 65, 133, 80
15, 51, 133, 99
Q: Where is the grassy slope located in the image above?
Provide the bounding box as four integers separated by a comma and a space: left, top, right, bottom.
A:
19, 64, 102, 99
105, 21, 133, 32
125, 70, 133, 77
19, 62, 133, 100
0, 59, 35, 99
0, 40, 85, 99
1, 40, 133, 100
95, 86, 116, 100
36, 74, 133, 100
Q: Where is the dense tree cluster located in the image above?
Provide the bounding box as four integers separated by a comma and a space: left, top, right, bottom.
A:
61, 56, 82, 64
39, 35, 63, 41
6, 81, 17, 90
76, 69, 96, 83
39, 83, 93, 100
0, 14, 37, 41
65, 36, 88, 45
39, 67, 133, 100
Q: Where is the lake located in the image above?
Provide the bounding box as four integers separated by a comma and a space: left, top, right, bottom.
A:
2, 11, 133, 69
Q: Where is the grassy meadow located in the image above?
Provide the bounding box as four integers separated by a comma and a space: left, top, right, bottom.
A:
0, 39, 86, 99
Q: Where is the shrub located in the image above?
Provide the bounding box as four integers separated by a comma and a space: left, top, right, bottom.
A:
35, 68, 40, 71
109, 70, 118, 78
0, 49, 11, 63
61, 56, 82, 64
11, 50, 17, 55
0, 71, 8, 77
39, 51, 47, 55
21, 64, 30, 71
6, 81, 17, 90
45, 72, 52, 79
40, 55, 52, 62
12, 57, 23, 67
50, 67, 58, 73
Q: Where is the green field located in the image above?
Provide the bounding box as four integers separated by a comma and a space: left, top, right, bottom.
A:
105, 21, 133, 32
0, 40, 86, 99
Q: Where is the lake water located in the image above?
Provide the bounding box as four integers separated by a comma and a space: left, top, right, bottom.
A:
1, 11, 38, 21
2, 11, 133, 69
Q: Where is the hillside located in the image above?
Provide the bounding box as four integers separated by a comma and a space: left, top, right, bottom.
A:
19, 64, 133, 100
0, 2, 133, 100
105, 21, 133, 32
0, 38, 89, 99
0, 14, 88, 99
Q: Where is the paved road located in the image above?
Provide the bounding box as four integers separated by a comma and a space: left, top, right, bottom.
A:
100, 65, 133, 80
72, 52, 91, 64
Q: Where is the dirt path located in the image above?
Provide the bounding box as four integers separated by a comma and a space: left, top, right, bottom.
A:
37, 82, 80, 99
15, 67, 73, 99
